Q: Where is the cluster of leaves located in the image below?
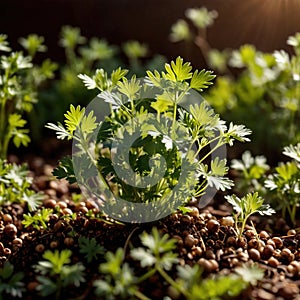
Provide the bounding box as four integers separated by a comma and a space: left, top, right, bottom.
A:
0, 159, 43, 211
265, 143, 300, 224
22, 208, 53, 230
94, 227, 264, 300
231, 143, 300, 225
225, 192, 275, 238
47, 57, 251, 220
0, 33, 57, 158
170, 8, 300, 160
0, 262, 24, 300
34, 249, 85, 299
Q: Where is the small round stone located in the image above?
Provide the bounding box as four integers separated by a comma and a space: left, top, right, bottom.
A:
206, 219, 220, 233
184, 235, 195, 248
220, 216, 234, 227
268, 256, 279, 268
248, 248, 261, 261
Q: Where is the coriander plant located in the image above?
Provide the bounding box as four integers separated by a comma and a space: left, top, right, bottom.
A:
94, 227, 264, 299
22, 208, 53, 230
0, 261, 25, 300
0, 159, 43, 211
0, 34, 57, 158
47, 56, 251, 222
78, 236, 105, 263
170, 8, 300, 160
265, 143, 300, 224
231, 151, 270, 194
225, 192, 275, 238
34, 249, 85, 300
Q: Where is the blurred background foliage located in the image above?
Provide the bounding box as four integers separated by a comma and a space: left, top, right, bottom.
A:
0, 0, 300, 163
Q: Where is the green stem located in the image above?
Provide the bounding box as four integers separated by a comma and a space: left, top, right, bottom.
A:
157, 265, 190, 298
197, 138, 223, 163
134, 290, 151, 300
136, 268, 156, 283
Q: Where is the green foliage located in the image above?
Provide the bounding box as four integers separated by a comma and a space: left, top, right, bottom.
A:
231, 151, 270, 194
22, 208, 53, 230
78, 236, 105, 263
34, 249, 85, 299
185, 7, 218, 30
231, 144, 300, 225
170, 8, 300, 160
265, 143, 300, 224
0, 159, 43, 211
52, 156, 77, 184
94, 227, 263, 299
131, 227, 178, 270
225, 192, 275, 238
94, 248, 140, 300
48, 57, 251, 218
180, 264, 263, 300
0, 262, 25, 300
0, 33, 57, 158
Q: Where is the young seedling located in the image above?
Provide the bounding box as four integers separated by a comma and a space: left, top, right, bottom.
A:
175, 263, 263, 300
94, 248, 147, 300
34, 249, 85, 300
265, 143, 300, 224
0, 261, 25, 300
225, 192, 275, 238
78, 236, 105, 263
22, 208, 53, 230
231, 151, 270, 194
0, 159, 43, 211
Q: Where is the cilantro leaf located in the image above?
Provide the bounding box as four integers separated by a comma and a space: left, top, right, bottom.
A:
190, 69, 215, 91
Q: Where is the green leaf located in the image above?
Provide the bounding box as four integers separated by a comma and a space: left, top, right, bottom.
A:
8, 114, 26, 128
19, 34, 47, 57
45, 122, 71, 140
283, 143, 300, 162
64, 104, 85, 135
123, 40, 148, 59
12, 129, 30, 148
78, 236, 104, 263
111, 67, 128, 85
43, 249, 72, 274
190, 69, 215, 91
163, 56, 192, 82
0, 34, 11, 52
80, 110, 97, 134
117, 75, 141, 100
130, 248, 156, 267
100, 248, 124, 277
276, 161, 298, 181
169, 19, 192, 42
211, 157, 228, 176
78, 73, 96, 89
59, 25, 86, 49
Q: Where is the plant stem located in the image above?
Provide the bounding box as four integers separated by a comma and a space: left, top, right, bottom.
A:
134, 290, 151, 300
156, 265, 190, 298
136, 268, 156, 283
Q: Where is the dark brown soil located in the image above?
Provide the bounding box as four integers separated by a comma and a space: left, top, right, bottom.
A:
0, 155, 299, 300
